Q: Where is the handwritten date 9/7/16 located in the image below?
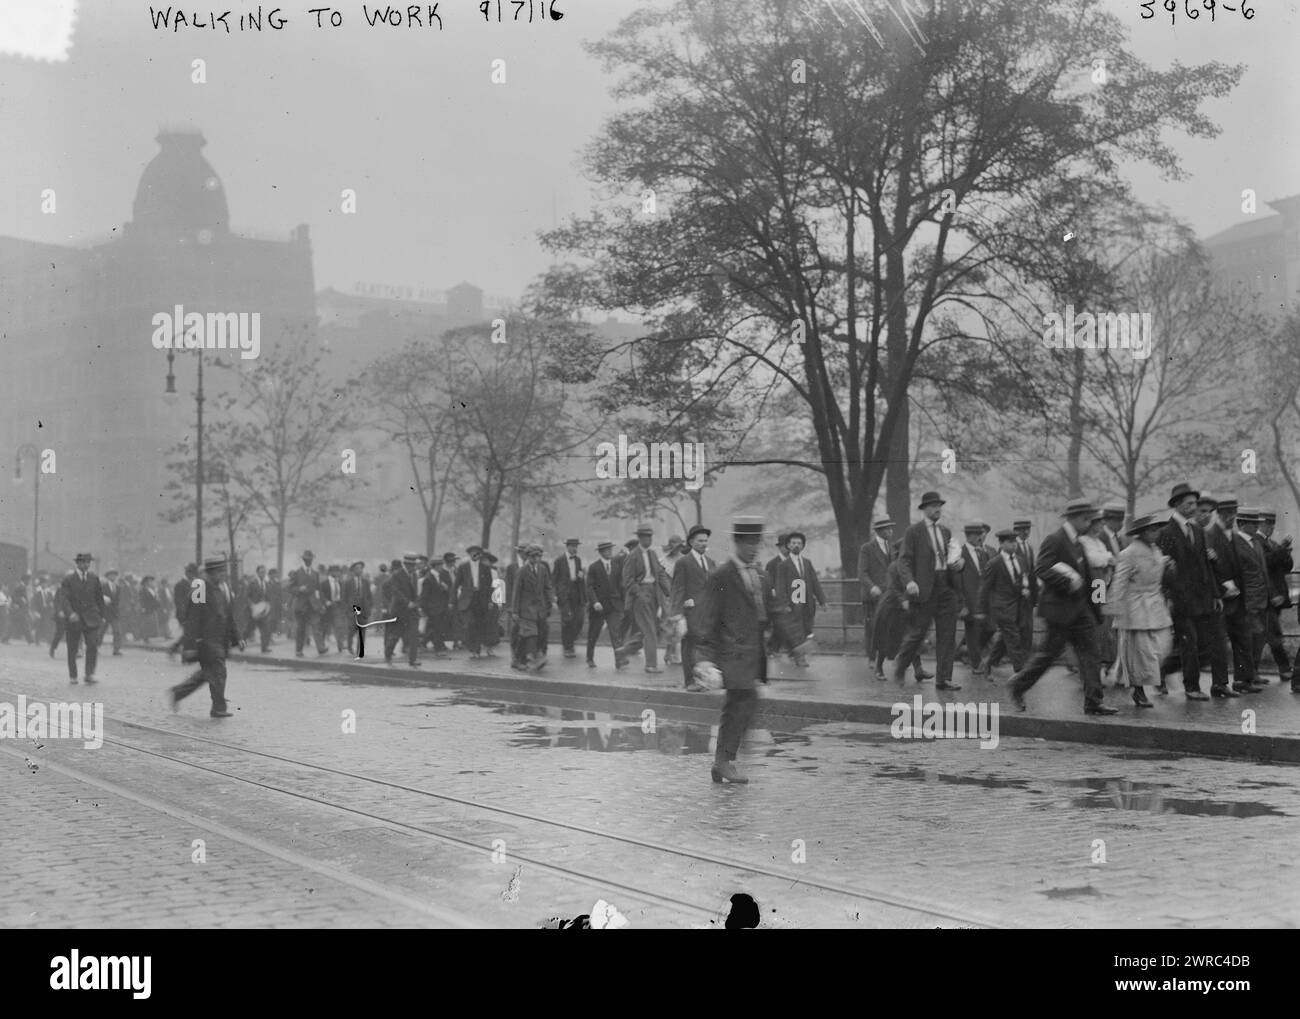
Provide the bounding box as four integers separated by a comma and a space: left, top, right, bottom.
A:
480, 1, 564, 22
1141, 1, 1255, 22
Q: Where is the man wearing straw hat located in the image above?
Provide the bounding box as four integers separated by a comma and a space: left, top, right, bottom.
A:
1008, 499, 1117, 716
694, 517, 773, 784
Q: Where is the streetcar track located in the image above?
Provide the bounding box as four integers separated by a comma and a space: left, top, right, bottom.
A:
0, 676, 1005, 926
0, 743, 483, 929
105, 712, 1006, 927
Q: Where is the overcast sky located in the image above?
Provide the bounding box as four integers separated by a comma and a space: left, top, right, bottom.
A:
1, 0, 1297, 302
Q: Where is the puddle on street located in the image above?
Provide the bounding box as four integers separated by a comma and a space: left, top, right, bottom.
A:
391, 691, 1294, 817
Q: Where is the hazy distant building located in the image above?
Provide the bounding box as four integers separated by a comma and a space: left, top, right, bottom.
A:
1203, 194, 1300, 312
0, 127, 315, 574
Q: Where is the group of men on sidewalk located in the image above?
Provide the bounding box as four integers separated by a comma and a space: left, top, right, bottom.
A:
858, 486, 1298, 716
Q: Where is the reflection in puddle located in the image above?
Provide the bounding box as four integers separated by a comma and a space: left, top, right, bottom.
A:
409, 692, 1292, 817
871, 767, 1288, 817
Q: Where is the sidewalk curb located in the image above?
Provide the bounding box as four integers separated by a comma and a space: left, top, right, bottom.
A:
141, 644, 1300, 764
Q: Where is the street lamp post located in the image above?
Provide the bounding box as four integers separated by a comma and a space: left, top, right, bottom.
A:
13, 444, 41, 576
164, 345, 205, 566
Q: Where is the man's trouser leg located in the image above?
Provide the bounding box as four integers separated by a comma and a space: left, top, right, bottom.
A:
405, 616, 419, 665
1262, 607, 1291, 673
585, 608, 604, 663
1066, 616, 1103, 708
892, 599, 937, 682
65, 620, 84, 678
681, 632, 697, 686
1222, 606, 1256, 687
461, 608, 480, 653
962, 615, 982, 672
717, 688, 759, 761
384, 619, 402, 660
1009, 621, 1072, 697
295, 612, 312, 654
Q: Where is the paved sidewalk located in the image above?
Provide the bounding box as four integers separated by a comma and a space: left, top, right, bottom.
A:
116, 633, 1300, 761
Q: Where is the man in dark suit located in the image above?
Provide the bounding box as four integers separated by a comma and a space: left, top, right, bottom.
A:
553, 538, 586, 659
243, 565, 275, 653
619, 524, 672, 674
764, 533, 790, 655
290, 551, 325, 657
670, 524, 714, 690
1257, 509, 1293, 678
1157, 483, 1228, 700
98, 568, 124, 656
1012, 517, 1038, 651
384, 554, 422, 667
1204, 497, 1265, 694
777, 531, 825, 667
858, 519, 894, 662
514, 544, 554, 672
891, 491, 965, 691
954, 524, 986, 669
168, 564, 198, 658
976, 528, 1033, 675
585, 540, 628, 670
505, 545, 527, 668
1236, 509, 1273, 687
418, 559, 450, 657
168, 555, 243, 717
9, 573, 33, 644
266, 568, 284, 637
60, 553, 105, 684
343, 561, 371, 654
1008, 499, 1117, 715
694, 517, 772, 784
454, 546, 492, 659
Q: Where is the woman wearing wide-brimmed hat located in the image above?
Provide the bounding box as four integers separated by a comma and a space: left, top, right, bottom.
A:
1105, 511, 1174, 708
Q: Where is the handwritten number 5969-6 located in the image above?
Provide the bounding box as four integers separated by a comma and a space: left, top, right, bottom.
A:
1142, 0, 1254, 21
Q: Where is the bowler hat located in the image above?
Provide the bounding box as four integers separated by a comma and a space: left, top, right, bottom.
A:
917, 491, 945, 509
1167, 482, 1199, 508
686, 524, 711, 542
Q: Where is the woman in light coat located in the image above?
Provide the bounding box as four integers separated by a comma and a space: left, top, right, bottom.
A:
1104, 512, 1173, 708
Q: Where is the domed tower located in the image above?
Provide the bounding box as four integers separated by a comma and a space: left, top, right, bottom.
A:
128, 127, 229, 244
